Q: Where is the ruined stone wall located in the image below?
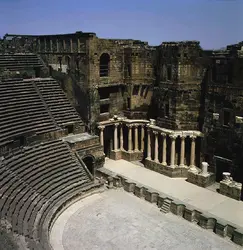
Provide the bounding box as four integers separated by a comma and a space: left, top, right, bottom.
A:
152, 41, 207, 131
202, 47, 243, 183
87, 37, 154, 128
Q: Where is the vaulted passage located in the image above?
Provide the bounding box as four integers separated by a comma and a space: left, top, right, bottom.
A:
83, 156, 95, 175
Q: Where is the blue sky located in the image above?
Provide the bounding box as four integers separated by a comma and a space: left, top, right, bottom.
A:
0, 0, 242, 49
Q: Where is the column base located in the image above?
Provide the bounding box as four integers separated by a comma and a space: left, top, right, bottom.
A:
161, 162, 167, 166
122, 150, 143, 161
110, 150, 122, 160
144, 159, 189, 178
169, 165, 176, 169
189, 165, 198, 172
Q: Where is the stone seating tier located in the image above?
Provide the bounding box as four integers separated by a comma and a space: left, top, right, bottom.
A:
0, 54, 43, 71
0, 139, 93, 242
35, 80, 82, 126
0, 78, 85, 147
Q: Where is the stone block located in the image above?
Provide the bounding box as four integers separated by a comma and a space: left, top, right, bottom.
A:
113, 176, 122, 187
110, 150, 122, 160
134, 185, 147, 198
124, 180, 136, 193
122, 150, 143, 162
117, 175, 127, 187
107, 176, 113, 188
194, 210, 202, 223
170, 201, 185, 217
227, 225, 237, 239
184, 207, 195, 222
232, 184, 242, 201
187, 170, 215, 188
144, 159, 189, 178
198, 214, 216, 230
215, 220, 228, 238
183, 206, 201, 222
145, 189, 159, 203
233, 228, 243, 246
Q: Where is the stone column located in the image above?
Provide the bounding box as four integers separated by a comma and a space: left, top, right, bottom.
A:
141, 125, 145, 152
38, 39, 41, 52
146, 128, 151, 160
161, 133, 167, 165
70, 38, 73, 53
134, 124, 139, 152
114, 123, 118, 151
179, 135, 186, 167
56, 39, 59, 53
44, 38, 47, 52
169, 134, 177, 167
63, 39, 66, 51
190, 135, 196, 168
154, 131, 159, 162
120, 124, 124, 150
98, 126, 105, 147
50, 39, 53, 53
127, 124, 133, 152
78, 38, 81, 53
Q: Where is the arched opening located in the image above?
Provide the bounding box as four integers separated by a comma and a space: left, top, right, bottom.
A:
100, 53, 110, 77
82, 155, 95, 175
65, 56, 71, 69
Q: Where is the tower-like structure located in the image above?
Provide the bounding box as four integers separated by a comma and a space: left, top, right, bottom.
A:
154, 41, 206, 130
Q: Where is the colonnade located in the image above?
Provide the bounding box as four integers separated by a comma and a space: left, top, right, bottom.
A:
146, 129, 197, 168
98, 123, 145, 153
98, 122, 199, 168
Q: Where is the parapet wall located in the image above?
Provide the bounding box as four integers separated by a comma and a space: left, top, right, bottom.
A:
96, 168, 243, 247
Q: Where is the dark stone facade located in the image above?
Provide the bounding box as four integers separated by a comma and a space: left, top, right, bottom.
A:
1, 32, 243, 185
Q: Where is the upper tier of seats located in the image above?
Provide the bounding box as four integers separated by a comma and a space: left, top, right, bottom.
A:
0, 78, 84, 147
0, 139, 94, 248
0, 53, 43, 71
35, 78, 82, 127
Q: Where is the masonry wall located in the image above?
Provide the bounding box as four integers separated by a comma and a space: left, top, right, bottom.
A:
202, 48, 243, 184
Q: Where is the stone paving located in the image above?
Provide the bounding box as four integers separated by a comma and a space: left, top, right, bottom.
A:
50, 189, 240, 250
104, 159, 243, 228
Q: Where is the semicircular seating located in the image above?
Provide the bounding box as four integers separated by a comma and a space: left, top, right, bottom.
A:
0, 139, 98, 249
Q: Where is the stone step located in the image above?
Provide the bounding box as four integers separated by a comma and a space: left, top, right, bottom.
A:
160, 199, 172, 214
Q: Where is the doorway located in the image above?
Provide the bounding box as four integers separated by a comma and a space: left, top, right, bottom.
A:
82, 155, 95, 175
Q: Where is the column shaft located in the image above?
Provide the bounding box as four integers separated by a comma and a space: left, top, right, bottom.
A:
190, 136, 196, 167
134, 125, 139, 152
50, 39, 53, 52
170, 135, 176, 167
56, 39, 59, 53
120, 125, 124, 150
161, 134, 167, 165
146, 129, 151, 160
180, 136, 186, 166
98, 126, 105, 147
154, 132, 159, 162
70, 38, 73, 53
141, 126, 145, 151
128, 125, 133, 152
114, 124, 118, 151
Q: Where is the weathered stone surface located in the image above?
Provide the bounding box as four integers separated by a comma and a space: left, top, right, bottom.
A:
233, 228, 243, 246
